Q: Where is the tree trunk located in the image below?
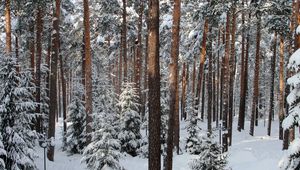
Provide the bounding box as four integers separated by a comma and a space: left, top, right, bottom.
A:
166, 0, 181, 169
59, 52, 67, 147
148, 0, 161, 169
267, 32, 277, 136
83, 0, 93, 145
142, 27, 149, 121
36, 6, 44, 134
194, 19, 209, 118
228, 5, 236, 146
5, 0, 11, 53
181, 63, 187, 120
201, 72, 206, 121
135, 0, 144, 115
207, 38, 213, 133
222, 12, 231, 152
279, 35, 285, 140
238, 0, 246, 131
29, 19, 35, 75
48, 0, 60, 161
82, 33, 86, 101
250, 17, 261, 136
122, 0, 128, 80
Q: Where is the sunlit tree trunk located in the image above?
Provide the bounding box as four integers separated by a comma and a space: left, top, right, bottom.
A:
194, 19, 209, 118
279, 35, 285, 140
5, 0, 11, 53
166, 0, 181, 169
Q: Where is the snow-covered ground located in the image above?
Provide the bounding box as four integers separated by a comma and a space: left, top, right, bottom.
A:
35, 119, 284, 170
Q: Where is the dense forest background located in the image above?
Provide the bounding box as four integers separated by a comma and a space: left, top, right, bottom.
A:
1, 0, 300, 170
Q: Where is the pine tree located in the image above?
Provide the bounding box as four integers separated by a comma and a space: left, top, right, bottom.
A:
83, 79, 122, 170
0, 133, 6, 169
185, 115, 202, 155
189, 133, 227, 170
65, 82, 86, 154
0, 56, 37, 169
82, 111, 122, 170
279, 48, 300, 169
118, 82, 141, 157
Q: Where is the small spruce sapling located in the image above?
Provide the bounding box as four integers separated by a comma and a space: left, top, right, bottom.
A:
82, 82, 122, 170
189, 133, 227, 170
117, 83, 141, 157
66, 82, 86, 154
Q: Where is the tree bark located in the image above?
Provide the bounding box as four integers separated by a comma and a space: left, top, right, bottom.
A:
279, 35, 285, 140
207, 37, 213, 133
267, 32, 277, 136
250, 17, 261, 136
83, 0, 93, 145
238, 0, 246, 132
166, 0, 181, 169
181, 63, 187, 120
148, 0, 161, 169
59, 52, 67, 147
222, 12, 231, 152
228, 5, 236, 146
135, 0, 144, 114
122, 0, 128, 80
194, 19, 209, 118
5, 0, 11, 53
36, 6, 44, 134
48, 0, 60, 161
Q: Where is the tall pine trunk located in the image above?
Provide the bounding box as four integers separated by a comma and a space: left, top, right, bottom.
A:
267, 32, 277, 136
48, 0, 61, 161
194, 19, 209, 118
5, 0, 11, 53
222, 12, 231, 152
122, 0, 128, 80
83, 0, 93, 145
36, 6, 43, 134
228, 5, 236, 146
166, 0, 181, 169
148, 0, 161, 169
135, 0, 144, 114
238, 1, 246, 131
250, 17, 261, 136
279, 35, 285, 140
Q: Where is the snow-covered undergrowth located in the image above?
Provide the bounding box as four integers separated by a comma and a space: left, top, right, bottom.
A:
35, 118, 284, 170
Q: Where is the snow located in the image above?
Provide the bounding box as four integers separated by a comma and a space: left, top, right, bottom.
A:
296, 25, 300, 35
35, 118, 285, 170
288, 49, 300, 72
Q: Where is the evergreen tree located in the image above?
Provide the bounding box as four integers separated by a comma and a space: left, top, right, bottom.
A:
279, 48, 300, 169
189, 133, 227, 170
83, 80, 122, 170
185, 115, 202, 155
82, 111, 122, 170
0, 56, 37, 169
0, 133, 6, 169
65, 82, 86, 154
118, 82, 141, 157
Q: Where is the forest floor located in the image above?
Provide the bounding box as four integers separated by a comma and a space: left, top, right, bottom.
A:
35, 118, 284, 170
